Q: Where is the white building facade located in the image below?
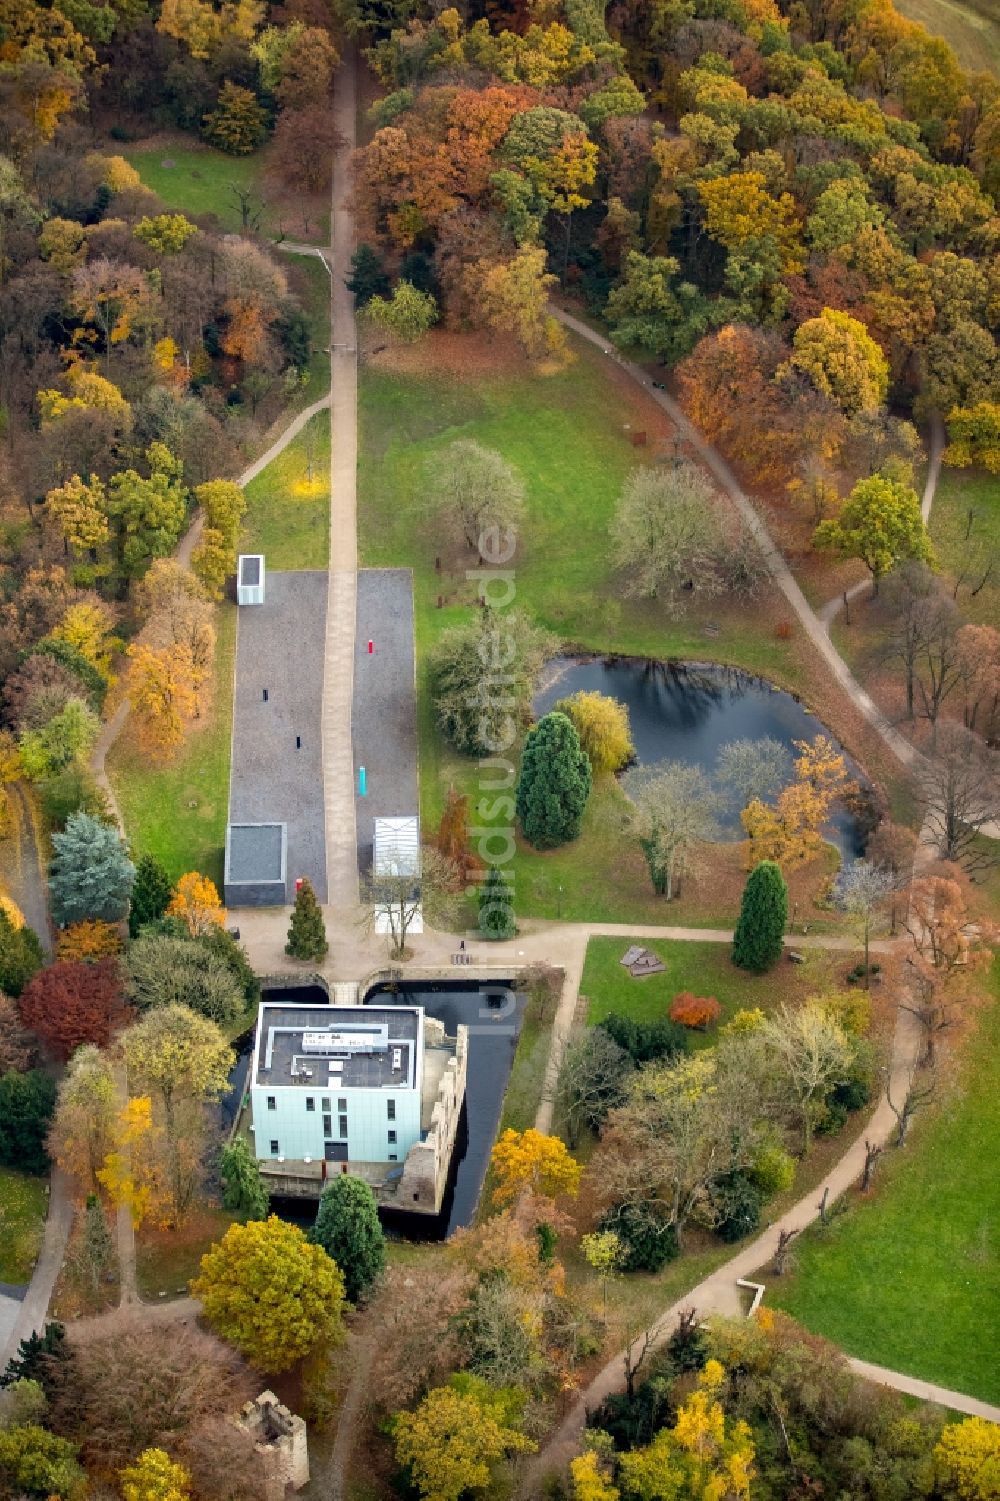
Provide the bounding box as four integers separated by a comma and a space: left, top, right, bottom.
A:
249, 1002, 425, 1167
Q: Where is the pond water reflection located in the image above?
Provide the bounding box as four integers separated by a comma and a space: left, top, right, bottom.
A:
534, 655, 864, 858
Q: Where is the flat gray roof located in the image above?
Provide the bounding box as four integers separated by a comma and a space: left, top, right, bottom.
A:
240, 555, 261, 586
227, 823, 285, 884
256, 1005, 420, 1090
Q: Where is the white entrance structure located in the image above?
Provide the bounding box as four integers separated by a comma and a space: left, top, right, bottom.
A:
373, 815, 422, 936
237, 554, 265, 606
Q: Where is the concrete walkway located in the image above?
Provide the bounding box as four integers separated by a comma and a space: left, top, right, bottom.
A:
0, 1170, 75, 1371
321, 49, 361, 913
817, 411, 946, 631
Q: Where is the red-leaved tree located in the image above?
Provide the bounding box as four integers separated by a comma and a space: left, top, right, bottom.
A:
669, 992, 722, 1029
18, 958, 130, 1060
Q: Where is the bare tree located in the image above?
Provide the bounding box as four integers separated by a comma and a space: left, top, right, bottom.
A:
625, 760, 722, 899
836, 859, 897, 984
760, 1001, 854, 1154
554, 1026, 634, 1147
861, 1139, 883, 1191
716, 736, 792, 808
425, 440, 525, 557
772, 1227, 799, 1274
917, 723, 1000, 870
612, 461, 726, 614
878, 562, 943, 721
866, 820, 917, 934
886, 1066, 935, 1147
915, 594, 963, 732
361, 845, 462, 959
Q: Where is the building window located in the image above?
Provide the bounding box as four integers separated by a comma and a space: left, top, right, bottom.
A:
388, 1153, 397, 1161
270, 1140, 279, 1154
338, 1097, 347, 1112
338, 1114, 348, 1138
323, 1114, 332, 1138
266, 1096, 276, 1110
306, 1098, 315, 1112
387, 1129, 397, 1144
387, 1099, 396, 1121
322, 1097, 330, 1111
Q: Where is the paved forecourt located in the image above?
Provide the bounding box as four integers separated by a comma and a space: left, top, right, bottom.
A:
229, 569, 329, 901
352, 569, 419, 874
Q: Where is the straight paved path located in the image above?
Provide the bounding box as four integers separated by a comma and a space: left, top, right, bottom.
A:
322, 47, 361, 910
352, 569, 419, 873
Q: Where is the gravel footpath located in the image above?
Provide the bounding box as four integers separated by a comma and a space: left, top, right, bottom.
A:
229, 570, 329, 900
352, 569, 419, 873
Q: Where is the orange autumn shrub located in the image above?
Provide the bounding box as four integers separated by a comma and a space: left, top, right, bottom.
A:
669, 992, 722, 1029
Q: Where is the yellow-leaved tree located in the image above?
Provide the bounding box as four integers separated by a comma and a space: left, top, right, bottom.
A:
393, 1376, 535, 1501
555, 690, 635, 775
120, 1447, 192, 1501
167, 871, 226, 937
97, 1096, 168, 1227
618, 1360, 755, 1499
193, 1216, 345, 1372
128, 643, 203, 752
933, 1416, 1000, 1501
490, 1128, 582, 1206
741, 735, 853, 867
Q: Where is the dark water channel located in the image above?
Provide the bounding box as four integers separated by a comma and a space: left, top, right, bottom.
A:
232, 982, 520, 1240
535, 655, 865, 859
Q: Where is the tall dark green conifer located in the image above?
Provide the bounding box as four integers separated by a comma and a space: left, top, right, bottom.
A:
129, 853, 173, 937
285, 878, 328, 961
732, 860, 788, 973
516, 712, 592, 849
479, 865, 514, 939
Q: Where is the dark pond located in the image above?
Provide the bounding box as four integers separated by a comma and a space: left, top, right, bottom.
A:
534, 655, 865, 859
233, 982, 520, 1240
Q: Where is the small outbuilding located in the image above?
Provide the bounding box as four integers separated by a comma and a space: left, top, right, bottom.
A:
237, 554, 266, 606
225, 821, 287, 906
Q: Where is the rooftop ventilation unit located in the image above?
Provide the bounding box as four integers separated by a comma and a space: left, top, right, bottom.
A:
302, 1026, 389, 1056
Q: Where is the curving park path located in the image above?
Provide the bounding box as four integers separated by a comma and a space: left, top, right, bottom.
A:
551, 308, 921, 775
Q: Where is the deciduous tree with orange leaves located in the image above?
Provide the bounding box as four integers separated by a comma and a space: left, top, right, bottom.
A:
167, 872, 226, 937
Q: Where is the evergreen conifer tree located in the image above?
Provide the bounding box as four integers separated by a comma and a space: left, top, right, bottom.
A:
129, 853, 173, 937
285, 878, 328, 960
479, 865, 515, 939
0, 912, 43, 997
220, 1136, 270, 1221
516, 712, 592, 850
346, 244, 390, 305
732, 860, 788, 973
313, 1175, 386, 1304
49, 812, 134, 926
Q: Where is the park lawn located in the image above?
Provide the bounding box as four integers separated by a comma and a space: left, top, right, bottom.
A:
769, 958, 1000, 1405
121, 140, 329, 242
0, 1167, 47, 1284
928, 465, 1000, 628
286, 254, 330, 408
135, 1204, 238, 1301
108, 603, 236, 888
894, 0, 1000, 74
580, 936, 841, 1036
242, 409, 330, 569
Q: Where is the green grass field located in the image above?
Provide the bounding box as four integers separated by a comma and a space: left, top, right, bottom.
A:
122, 140, 329, 242
287, 254, 331, 408
581, 936, 836, 1036
770, 959, 1000, 1404
358, 341, 842, 921
242, 409, 330, 569
929, 465, 1000, 628
0, 1167, 47, 1284
108, 603, 236, 887
894, 0, 1000, 75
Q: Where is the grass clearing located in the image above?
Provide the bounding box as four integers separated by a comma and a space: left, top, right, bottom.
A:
894, 0, 1000, 75
928, 465, 1000, 628
242, 408, 330, 569
135, 1204, 238, 1300
122, 139, 329, 242
769, 959, 1000, 1405
286, 254, 331, 409
580, 935, 845, 1037
0, 1167, 47, 1283
108, 602, 236, 887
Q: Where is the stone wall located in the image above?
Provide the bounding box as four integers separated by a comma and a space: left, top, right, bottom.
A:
397, 1024, 468, 1214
